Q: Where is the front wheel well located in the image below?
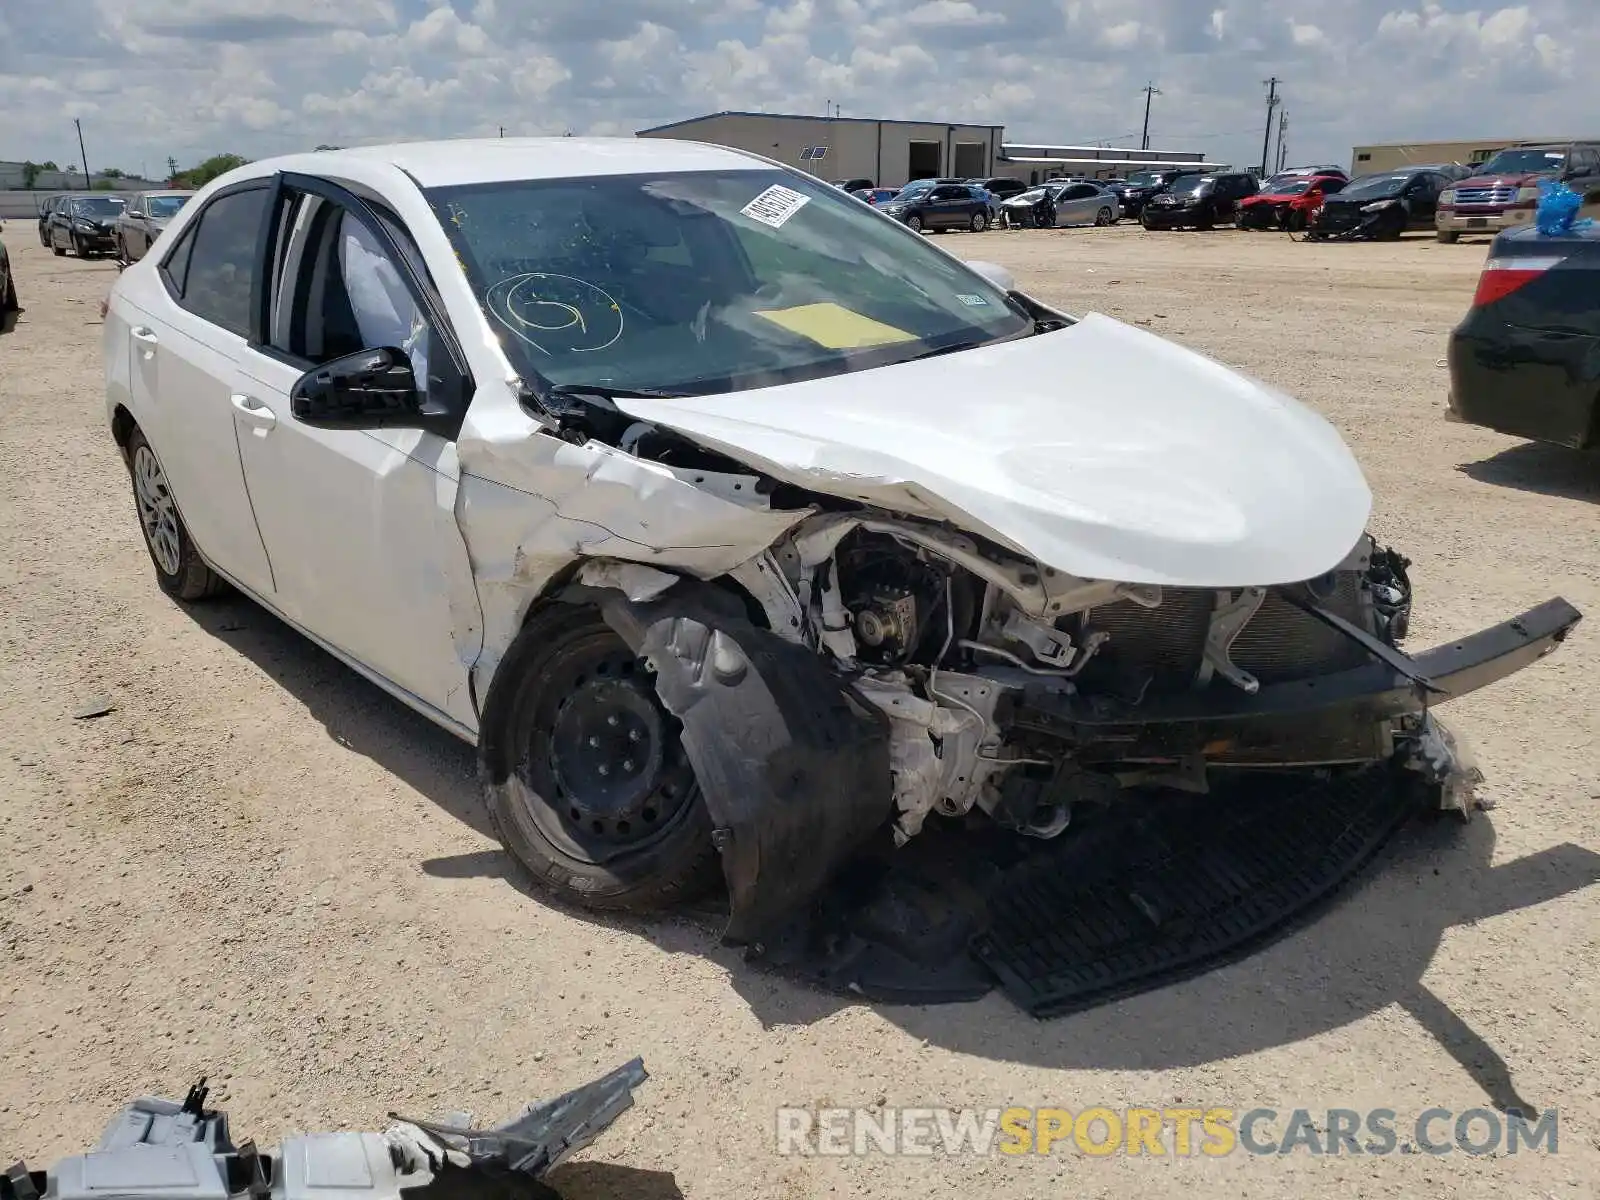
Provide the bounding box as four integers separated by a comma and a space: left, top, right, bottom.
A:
111, 405, 137, 462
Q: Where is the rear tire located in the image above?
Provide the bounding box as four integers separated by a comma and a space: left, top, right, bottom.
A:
479, 604, 721, 913
52, 243, 66, 257
125, 428, 229, 602
1436, 230, 1460, 243
1094, 207, 1112, 226
1, 271, 16, 313
906, 214, 923, 232
970, 211, 988, 232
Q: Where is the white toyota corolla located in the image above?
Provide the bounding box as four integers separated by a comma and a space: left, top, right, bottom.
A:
103, 138, 1578, 976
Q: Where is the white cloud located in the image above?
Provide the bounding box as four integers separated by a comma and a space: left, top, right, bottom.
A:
1, 0, 1594, 176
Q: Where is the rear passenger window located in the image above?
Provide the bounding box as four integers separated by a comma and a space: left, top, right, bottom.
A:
171, 186, 270, 338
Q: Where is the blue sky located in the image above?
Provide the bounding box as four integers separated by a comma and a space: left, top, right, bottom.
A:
0, 0, 1589, 176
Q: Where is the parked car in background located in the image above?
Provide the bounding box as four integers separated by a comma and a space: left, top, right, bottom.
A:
1113, 167, 1209, 218
999, 182, 1120, 229
36, 194, 71, 247
1141, 172, 1258, 230
1312, 169, 1450, 239
894, 177, 966, 203
883, 182, 992, 232
831, 178, 875, 193
1446, 222, 1600, 447
851, 187, 900, 208
1436, 143, 1600, 242
115, 191, 195, 265
1237, 174, 1347, 230
970, 176, 1028, 201
1262, 165, 1348, 192
47, 194, 127, 258
0, 226, 18, 316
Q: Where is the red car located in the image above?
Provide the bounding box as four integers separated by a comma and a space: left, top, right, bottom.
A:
1237, 174, 1347, 231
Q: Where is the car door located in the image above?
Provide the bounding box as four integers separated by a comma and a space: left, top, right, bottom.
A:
924, 186, 959, 228
1407, 174, 1442, 227
1058, 184, 1096, 224
124, 183, 279, 597
121, 197, 144, 257
1569, 147, 1600, 218
228, 178, 482, 727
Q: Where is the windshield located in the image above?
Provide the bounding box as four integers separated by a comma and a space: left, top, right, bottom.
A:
146, 196, 188, 218
1167, 176, 1208, 195
1474, 148, 1567, 176
427, 169, 1032, 397
1123, 173, 1161, 188
73, 197, 125, 217
1268, 180, 1312, 196
1338, 173, 1411, 200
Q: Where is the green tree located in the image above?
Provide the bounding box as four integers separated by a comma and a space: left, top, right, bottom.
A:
21, 161, 41, 189
92, 179, 119, 190
100, 167, 125, 179
171, 153, 250, 188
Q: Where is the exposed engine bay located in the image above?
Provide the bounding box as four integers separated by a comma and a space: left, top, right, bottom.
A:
696, 510, 1420, 845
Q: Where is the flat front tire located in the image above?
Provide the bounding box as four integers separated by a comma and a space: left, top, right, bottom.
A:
479, 604, 721, 913
125, 428, 227, 602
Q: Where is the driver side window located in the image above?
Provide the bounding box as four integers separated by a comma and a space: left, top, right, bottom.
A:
270, 194, 434, 389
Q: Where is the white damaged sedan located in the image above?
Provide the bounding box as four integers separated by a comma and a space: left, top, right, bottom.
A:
103, 138, 1579, 973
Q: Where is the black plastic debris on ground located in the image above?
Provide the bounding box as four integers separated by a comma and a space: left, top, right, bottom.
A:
973, 767, 1424, 1016
753, 767, 1425, 1016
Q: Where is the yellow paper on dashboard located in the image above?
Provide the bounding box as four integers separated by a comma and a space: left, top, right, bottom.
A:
753, 303, 917, 349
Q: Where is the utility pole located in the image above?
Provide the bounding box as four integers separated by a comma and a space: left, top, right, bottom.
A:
498, 125, 505, 138
1259, 77, 1281, 176
74, 117, 90, 188
1275, 110, 1289, 173
1139, 82, 1161, 151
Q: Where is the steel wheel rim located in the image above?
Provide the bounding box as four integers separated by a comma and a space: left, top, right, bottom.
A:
132, 445, 182, 575
518, 632, 698, 865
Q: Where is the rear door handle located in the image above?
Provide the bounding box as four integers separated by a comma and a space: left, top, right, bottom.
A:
230, 393, 277, 433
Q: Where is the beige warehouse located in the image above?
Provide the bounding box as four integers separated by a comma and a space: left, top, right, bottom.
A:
637, 111, 1004, 187
1349, 135, 1585, 174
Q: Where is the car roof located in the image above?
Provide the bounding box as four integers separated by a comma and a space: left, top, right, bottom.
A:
135, 190, 195, 199
227, 136, 770, 190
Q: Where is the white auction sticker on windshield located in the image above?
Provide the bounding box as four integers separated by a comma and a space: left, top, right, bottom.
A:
955, 294, 989, 307
741, 185, 810, 229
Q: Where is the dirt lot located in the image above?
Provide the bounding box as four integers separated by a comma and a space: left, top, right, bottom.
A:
3, 223, 1599, 1198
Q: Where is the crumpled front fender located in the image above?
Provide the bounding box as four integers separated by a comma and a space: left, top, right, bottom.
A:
596, 587, 893, 943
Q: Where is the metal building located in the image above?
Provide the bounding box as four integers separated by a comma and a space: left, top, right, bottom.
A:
637, 112, 1004, 187
1349, 136, 1585, 175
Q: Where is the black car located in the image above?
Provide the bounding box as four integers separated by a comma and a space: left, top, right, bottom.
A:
881, 183, 993, 232
1311, 169, 1450, 240
1140, 172, 1259, 230
971, 176, 1028, 200
1446, 222, 1600, 448
47, 194, 126, 258
831, 177, 875, 192
36, 194, 71, 247
1114, 167, 1209, 217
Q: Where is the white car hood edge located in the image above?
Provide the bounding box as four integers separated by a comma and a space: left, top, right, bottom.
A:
613, 312, 1374, 588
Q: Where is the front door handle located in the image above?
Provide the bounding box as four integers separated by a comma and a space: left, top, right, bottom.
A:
131, 326, 158, 344
230, 393, 277, 434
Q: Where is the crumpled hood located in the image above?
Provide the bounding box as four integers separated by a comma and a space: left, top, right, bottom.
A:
612, 312, 1373, 588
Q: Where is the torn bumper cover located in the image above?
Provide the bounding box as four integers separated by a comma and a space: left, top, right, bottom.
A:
2, 1063, 648, 1200
1013, 598, 1581, 759
598, 590, 893, 945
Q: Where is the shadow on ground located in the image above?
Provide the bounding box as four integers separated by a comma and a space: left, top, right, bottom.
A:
1458, 441, 1600, 502
181, 597, 1600, 1115
544, 1162, 684, 1200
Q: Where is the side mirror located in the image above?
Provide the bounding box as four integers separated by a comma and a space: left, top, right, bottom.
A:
291, 347, 422, 426
966, 260, 1016, 293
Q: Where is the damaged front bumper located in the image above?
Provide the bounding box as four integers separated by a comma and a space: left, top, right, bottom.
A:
1013, 597, 1581, 761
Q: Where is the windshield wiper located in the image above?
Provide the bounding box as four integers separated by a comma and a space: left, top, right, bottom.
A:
542, 383, 692, 401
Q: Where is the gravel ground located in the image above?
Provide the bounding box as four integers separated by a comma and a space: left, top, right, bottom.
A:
2, 223, 1599, 1198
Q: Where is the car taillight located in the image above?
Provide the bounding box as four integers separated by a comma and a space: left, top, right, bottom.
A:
1472, 255, 1566, 306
